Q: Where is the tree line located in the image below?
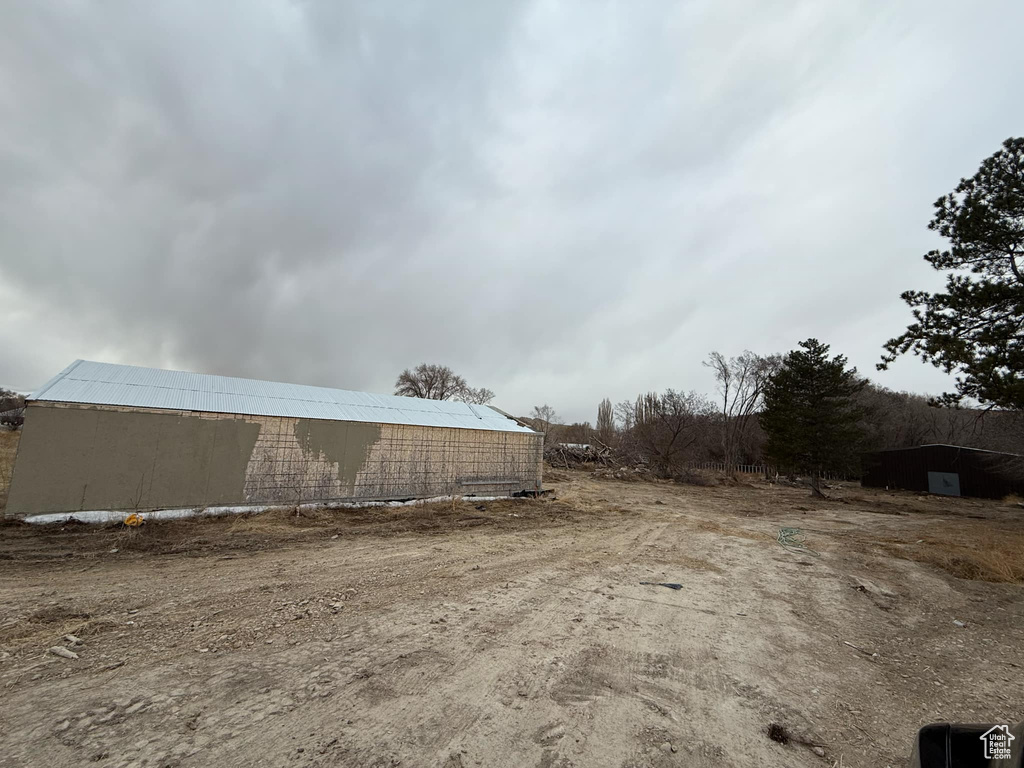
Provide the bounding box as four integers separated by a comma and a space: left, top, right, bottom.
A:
533, 138, 1024, 483
394, 138, 1023, 486
527, 340, 1021, 484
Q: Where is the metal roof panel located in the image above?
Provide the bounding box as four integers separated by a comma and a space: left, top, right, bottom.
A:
29, 360, 535, 434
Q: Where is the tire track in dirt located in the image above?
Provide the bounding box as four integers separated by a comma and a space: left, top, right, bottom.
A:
387, 521, 673, 767
4, 474, 1021, 767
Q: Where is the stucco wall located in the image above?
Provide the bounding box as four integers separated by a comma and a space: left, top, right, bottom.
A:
5, 403, 543, 517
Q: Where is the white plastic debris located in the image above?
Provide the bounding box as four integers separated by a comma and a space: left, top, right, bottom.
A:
24, 496, 516, 525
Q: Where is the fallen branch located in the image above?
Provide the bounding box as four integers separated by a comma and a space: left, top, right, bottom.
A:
843, 640, 879, 659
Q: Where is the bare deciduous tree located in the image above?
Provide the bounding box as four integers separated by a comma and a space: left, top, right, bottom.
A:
856, 383, 1024, 455
626, 390, 715, 476
460, 386, 495, 405
530, 404, 559, 434
614, 400, 634, 431
704, 351, 781, 468
560, 421, 594, 445
394, 364, 494, 404
596, 398, 615, 445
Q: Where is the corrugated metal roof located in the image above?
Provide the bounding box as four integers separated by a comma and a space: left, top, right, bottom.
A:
871, 443, 1020, 456
29, 360, 536, 434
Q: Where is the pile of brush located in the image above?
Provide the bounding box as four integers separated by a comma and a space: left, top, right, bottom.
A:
544, 442, 612, 469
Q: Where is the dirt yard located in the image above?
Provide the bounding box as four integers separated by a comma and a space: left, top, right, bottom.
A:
1, 469, 1022, 768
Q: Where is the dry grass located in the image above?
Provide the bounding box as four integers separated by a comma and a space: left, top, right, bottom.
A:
673, 469, 720, 487
890, 526, 1024, 584
0, 605, 113, 652
0, 429, 20, 513
0, 496, 581, 564
225, 506, 325, 534
223, 498, 543, 536
548, 485, 583, 509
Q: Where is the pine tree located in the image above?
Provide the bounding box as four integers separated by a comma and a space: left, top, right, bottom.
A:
760, 339, 865, 494
880, 137, 1024, 410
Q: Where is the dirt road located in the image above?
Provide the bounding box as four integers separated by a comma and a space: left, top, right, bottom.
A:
1, 471, 1022, 767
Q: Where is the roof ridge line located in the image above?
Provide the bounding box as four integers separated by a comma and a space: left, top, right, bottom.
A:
25, 360, 537, 434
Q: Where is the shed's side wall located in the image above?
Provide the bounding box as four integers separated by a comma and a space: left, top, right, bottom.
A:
861, 446, 1024, 499
5, 404, 542, 517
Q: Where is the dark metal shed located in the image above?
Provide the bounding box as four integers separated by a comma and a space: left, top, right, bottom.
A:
861, 444, 1024, 499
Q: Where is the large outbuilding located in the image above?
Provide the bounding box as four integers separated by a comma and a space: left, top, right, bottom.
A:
861, 444, 1024, 500
5, 361, 543, 518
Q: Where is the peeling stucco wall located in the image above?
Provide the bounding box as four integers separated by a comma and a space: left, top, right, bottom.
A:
353, 423, 543, 499
242, 417, 384, 503
5, 403, 542, 517
242, 416, 541, 503
6, 404, 261, 515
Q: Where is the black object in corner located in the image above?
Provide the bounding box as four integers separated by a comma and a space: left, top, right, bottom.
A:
911, 723, 1022, 767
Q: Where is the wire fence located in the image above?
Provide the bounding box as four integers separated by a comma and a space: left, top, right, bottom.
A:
685, 462, 848, 481
243, 419, 544, 504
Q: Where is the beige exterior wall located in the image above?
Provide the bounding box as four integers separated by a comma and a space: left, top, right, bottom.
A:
5, 403, 543, 517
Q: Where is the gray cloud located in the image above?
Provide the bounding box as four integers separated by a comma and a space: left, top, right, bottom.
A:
2, 0, 1022, 422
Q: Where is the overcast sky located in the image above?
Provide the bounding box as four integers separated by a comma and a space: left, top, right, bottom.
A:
1, 1, 1021, 423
